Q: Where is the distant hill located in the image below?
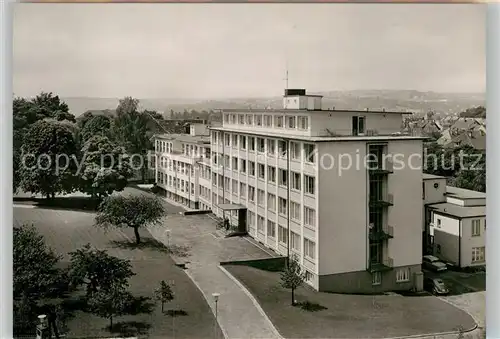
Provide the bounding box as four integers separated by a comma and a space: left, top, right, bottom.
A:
62, 90, 485, 117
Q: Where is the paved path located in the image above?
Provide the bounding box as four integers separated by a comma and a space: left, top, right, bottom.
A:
146, 210, 281, 339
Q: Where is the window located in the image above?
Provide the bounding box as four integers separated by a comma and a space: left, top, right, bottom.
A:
278, 197, 287, 215
304, 238, 316, 259
291, 172, 301, 191
396, 268, 410, 283
287, 116, 296, 129
232, 179, 238, 194
275, 116, 284, 128
258, 163, 265, 179
290, 201, 301, 220
257, 215, 265, 233
472, 219, 481, 236
240, 135, 247, 150
224, 114, 229, 123
231, 114, 237, 124
278, 140, 287, 157
268, 166, 276, 183
255, 115, 262, 126
224, 155, 230, 168
352, 116, 366, 135
224, 177, 230, 192
240, 183, 247, 197
267, 193, 276, 211
232, 157, 238, 171
305, 271, 313, 283
267, 139, 275, 155
248, 186, 255, 202
372, 272, 381, 286
298, 116, 309, 130
291, 232, 301, 251
472, 247, 485, 263
304, 175, 315, 195
224, 134, 230, 147
279, 169, 288, 186
257, 138, 265, 152
249, 161, 256, 176
248, 211, 255, 228
231, 135, 238, 148
257, 189, 265, 206
240, 159, 247, 174
238, 114, 245, 125
304, 144, 316, 163
246, 114, 253, 125
304, 207, 316, 228
278, 225, 288, 244
436, 219, 441, 228
249, 137, 255, 151
290, 142, 301, 160
264, 115, 272, 127
267, 220, 276, 238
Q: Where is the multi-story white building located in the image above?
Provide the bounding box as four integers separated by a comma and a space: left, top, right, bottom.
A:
207, 89, 426, 293
154, 124, 212, 210
423, 174, 486, 268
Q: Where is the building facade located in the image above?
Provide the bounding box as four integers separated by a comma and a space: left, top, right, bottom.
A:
423, 176, 486, 268
208, 89, 425, 293
154, 124, 212, 210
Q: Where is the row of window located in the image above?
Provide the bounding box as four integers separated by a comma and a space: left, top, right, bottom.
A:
155, 140, 210, 158
223, 113, 310, 130
213, 181, 317, 228
212, 133, 317, 164
158, 172, 195, 195
212, 164, 316, 195
248, 211, 316, 259
372, 267, 411, 286
435, 218, 485, 237
159, 159, 195, 177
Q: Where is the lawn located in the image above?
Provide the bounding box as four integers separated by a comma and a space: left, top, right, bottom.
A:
224, 263, 477, 339
14, 205, 222, 339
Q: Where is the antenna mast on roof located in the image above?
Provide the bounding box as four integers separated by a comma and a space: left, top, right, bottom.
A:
283, 60, 289, 108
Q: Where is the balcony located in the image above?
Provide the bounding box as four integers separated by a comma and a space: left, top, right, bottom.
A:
368, 158, 393, 175
369, 193, 394, 208
368, 257, 394, 273
369, 224, 394, 241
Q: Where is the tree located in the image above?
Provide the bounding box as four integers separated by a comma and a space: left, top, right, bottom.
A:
280, 255, 306, 306
80, 115, 112, 143
87, 285, 132, 329
95, 194, 166, 244
78, 135, 132, 199
154, 280, 174, 313
68, 244, 135, 297
13, 225, 66, 300
19, 120, 78, 198
113, 97, 152, 181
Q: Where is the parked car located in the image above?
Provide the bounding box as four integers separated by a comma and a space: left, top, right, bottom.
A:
424, 277, 449, 295
422, 255, 448, 272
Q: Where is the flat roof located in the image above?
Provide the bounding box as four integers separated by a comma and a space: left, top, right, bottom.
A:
446, 186, 486, 200
209, 127, 427, 142
218, 203, 246, 211
423, 173, 447, 180
220, 108, 411, 115
154, 133, 210, 144
429, 202, 485, 219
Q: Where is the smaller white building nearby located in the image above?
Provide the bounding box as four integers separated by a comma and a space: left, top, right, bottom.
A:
423, 174, 486, 268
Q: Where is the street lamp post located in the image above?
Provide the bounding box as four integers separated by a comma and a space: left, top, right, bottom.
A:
212, 293, 220, 339
166, 229, 171, 248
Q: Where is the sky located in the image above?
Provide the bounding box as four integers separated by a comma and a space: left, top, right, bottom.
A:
13, 4, 486, 99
